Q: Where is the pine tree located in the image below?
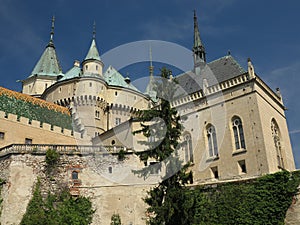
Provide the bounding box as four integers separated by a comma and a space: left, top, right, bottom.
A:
133, 67, 193, 225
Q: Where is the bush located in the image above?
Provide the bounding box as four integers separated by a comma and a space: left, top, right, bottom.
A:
45, 149, 60, 166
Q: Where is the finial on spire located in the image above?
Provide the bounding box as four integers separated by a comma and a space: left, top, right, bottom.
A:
93, 21, 96, 39
47, 16, 55, 48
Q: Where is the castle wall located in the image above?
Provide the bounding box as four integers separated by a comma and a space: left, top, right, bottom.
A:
254, 79, 295, 172
0, 153, 151, 225
0, 110, 89, 148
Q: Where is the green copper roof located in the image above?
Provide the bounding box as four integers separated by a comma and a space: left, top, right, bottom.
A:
84, 39, 101, 61
59, 63, 81, 81
29, 45, 63, 77
104, 66, 139, 92
28, 17, 63, 78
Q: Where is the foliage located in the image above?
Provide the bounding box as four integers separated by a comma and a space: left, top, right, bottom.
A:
111, 213, 122, 225
170, 171, 300, 225
117, 149, 126, 161
0, 178, 5, 219
21, 180, 94, 225
133, 68, 193, 225
45, 148, 60, 168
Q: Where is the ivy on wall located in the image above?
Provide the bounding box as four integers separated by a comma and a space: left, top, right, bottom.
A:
180, 171, 300, 225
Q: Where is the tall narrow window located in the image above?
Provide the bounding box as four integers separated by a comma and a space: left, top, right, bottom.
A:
232, 117, 246, 150
207, 125, 218, 157
271, 119, 284, 168
183, 134, 193, 163
0, 132, 4, 139
115, 117, 121, 126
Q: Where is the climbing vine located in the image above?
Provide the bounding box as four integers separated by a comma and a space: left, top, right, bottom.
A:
179, 170, 300, 225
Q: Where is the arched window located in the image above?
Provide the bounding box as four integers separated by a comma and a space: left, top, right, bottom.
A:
271, 119, 284, 168
232, 117, 246, 150
183, 134, 193, 163
207, 125, 218, 157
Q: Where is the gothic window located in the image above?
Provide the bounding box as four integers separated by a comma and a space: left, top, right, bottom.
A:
271, 119, 284, 168
183, 134, 193, 163
207, 124, 218, 157
232, 117, 246, 150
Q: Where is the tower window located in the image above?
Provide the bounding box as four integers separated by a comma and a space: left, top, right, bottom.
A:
207, 124, 218, 157
108, 166, 112, 173
96, 65, 98, 70
232, 117, 246, 150
0, 132, 4, 139
115, 91, 118, 96
90, 82, 92, 87
85, 65, 88, 70
115, 118, 121, 126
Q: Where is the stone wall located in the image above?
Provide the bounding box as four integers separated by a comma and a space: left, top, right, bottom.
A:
0, 153, 150, 225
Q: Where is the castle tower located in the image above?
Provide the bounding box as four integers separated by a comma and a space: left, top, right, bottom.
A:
82, 22, 104, 76
21, 16, 63, 97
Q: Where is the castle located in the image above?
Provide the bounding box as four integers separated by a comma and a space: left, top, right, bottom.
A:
0, 12, 296, 224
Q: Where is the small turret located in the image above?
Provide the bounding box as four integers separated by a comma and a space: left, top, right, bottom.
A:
247, 58, 255, 79
21, 16, 63, 97
82, 22, 104, 77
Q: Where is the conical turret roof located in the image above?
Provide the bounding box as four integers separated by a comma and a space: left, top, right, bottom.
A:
29, 16, 62, 77
84, 38, 101, 61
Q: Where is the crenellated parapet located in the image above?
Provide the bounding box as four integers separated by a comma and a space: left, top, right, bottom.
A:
0, 110, 86, 140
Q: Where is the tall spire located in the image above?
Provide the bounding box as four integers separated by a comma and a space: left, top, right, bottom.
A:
47, 16, 55, 48
193, 10, 206, 64
149, 44, 154, 77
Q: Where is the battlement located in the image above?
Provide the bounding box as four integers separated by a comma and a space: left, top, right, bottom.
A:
0, 110, 84, 140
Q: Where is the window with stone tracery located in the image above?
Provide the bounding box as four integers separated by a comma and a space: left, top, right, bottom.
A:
271, 119, 284, 168
207, 124, 218, 157
182, 134, 193, 163
232, 117, 246, 150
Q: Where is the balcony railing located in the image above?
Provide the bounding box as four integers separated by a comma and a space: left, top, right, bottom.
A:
0, 144, 133, 158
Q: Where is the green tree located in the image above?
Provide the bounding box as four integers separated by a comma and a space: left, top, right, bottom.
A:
20, 179, 46, 225
111, 213, 122, 225
21, 181, 94, 225
133, 68, 193, 225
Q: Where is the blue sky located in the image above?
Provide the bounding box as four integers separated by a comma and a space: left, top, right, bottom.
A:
0, 0, 300, 168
